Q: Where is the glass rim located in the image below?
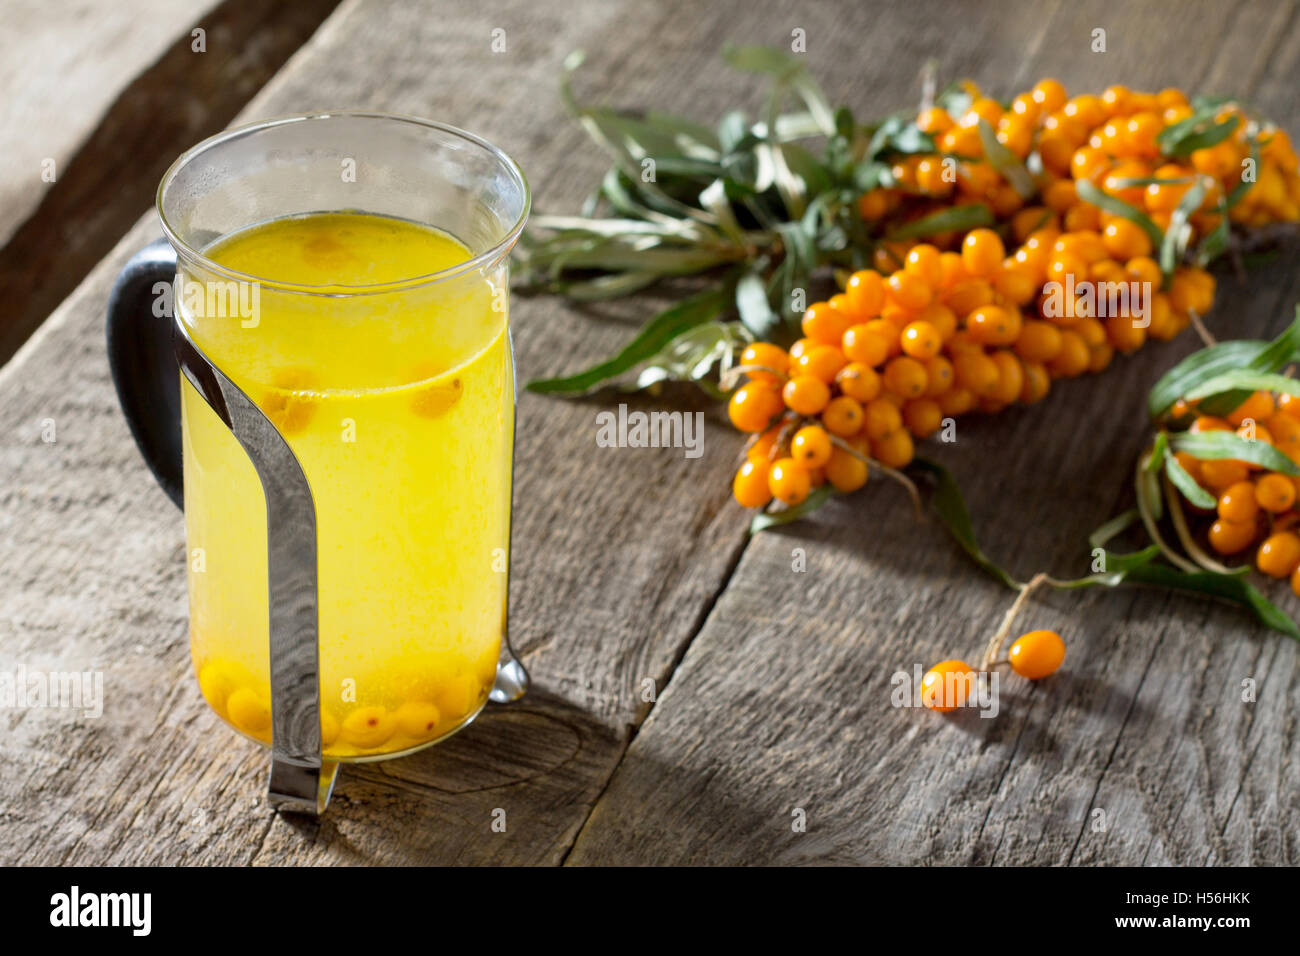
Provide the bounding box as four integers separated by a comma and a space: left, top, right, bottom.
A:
156, 110, 531, 296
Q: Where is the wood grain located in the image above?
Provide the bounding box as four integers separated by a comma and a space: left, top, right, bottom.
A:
566, 0, 1300, 866
0, 0, 343, 364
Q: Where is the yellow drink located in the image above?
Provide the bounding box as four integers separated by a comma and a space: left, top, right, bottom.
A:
179, 212, 511, 760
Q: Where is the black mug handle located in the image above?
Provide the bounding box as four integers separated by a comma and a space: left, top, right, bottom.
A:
106, 237, 184, 509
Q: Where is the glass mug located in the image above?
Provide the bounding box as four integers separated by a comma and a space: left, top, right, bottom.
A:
106, 113, 531, 814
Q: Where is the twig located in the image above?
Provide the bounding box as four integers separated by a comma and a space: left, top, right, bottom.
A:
980, 572, 1049, 670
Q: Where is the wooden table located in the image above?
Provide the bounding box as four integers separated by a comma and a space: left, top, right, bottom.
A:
3, 0, 1299, 865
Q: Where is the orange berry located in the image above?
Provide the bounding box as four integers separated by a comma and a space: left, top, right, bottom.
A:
961, 229, 1005, 278
1200, 458, 1250, 492
789, 425, 832, 469
872, 427, 915, 468
901, 320, 943, 360
1226, 391, 1276, 427
988, 350, 1024, 406
938, 387, 976, 417
802, 301, 853, 345
835, 362, 881, 403
1046, 331, 1090, 378
767, 458, 811, 507
782, 375, 831, 416
887, 270, 933, 311
923, 355, 955, 397
794, 344, 848, 384
845, 269, 886, 318
966, 305, 1022, 346
903, 398, 943, 438
1008, 630, 1065, 679
944, 278, 995, 316
1102, 218, 1152, 260
1209, 518, 1257, 555
864, 398, 903, 440
822, 396, 865, 437
842, 323, 892, 366
904, 244, 944, 288
825, 444, 869, 493
883, 355, 929, 399
1014, 320, 1063, 362
1258, 531, 1300, 578
921, 660, 976, 713
953, 350, 1000, 396
728, 382, 781, 433
1032, 79, 1067, 112
788, 337, 816, 360
733, 460, 773, 508
1217, 481, 1259, 524
739, 342, 789, 384
1019, 361, 1051, 404
746, 426, 782, 464
1255, 473, 1297, 513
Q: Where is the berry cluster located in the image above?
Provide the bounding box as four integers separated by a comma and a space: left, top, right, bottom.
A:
1173, 390, 1300, 591
728, 78, 1300, 512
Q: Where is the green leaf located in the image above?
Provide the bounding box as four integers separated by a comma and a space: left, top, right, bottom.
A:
1159, 114, 1240, 158
1163, 447, 1216, 508
1169, 430, 1300, 475
1119, 561, 1300, 638
886, 203, 994, 241
912, 458, 1022, 589
633, 320, 750, 394
1183, 370, 1300, 404
1197, 306, 1300, 415
735, 270, 779, 340
1076, 179, 1165, 252
750, 485, 836, 534
1089, 508, 1140, 549
1148, 339, 1274, 418
526, 283, 730, 394
976, 118, 1036, 198
1158, 178, 1208, 275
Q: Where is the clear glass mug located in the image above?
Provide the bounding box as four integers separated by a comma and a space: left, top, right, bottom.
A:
106, 113, 531, 813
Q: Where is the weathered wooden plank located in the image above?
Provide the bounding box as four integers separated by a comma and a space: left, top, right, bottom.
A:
1, 0, 774, 865
568, 0, 1300, 865
0, 0, 343, 365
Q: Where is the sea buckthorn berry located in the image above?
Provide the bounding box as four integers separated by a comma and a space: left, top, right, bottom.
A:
1106, 312, 1147, 354
1088, 340, 1115, 374
1268, 411, 1300, 445
1190, 415, 1230, 433
864, 398, 903, 440
825, 443, 869, 493
944, 278, 995, 316
1217, 481, 1259, 524
872, 427, 915, 469
903, 398, 943, 438
1226, 391, 1275, 427
904, 244, 944, 287
767, 457, 811, 506
733, 460, 773, 508
747, 426, 782, 464
966, 305, 1022, 346
782, 375, 831, 416
1199, 459, 1250, 491
921, 660, 976, 713
917, 302, 958, 340
795, 344, 848, 384
342, 706, 397, 749
788, 337, 815, 360
846, 269, 887, 318
938, 387, 976, 417
887, 270, 933, 311
989, 351, 1025, 406
1032, 78, 1067, 111
995, 264, 1039, 306
1209, 518, 1257, 555
1046, 331, 1090, 378
1256, 473, 1297, 513
802, 301, 853, 345
953, 350, 1000, 396
740, 342, 789, 384
1102, 218, 1153, 260
923, 355, 955, 397
226, 687, 272, 736
842, 323, 891, 366
883, 355, 929, 399
822, 396, 865, 437
1008, 630, 1066, 679
790, 425, 833, 468
1258, 531, 1300, 578
1015, 320, 1064, 362
857, 189, 891, 220
728, 382, 781, 433
961, 229, 1005, 278
394, 701, 443, 739
197, 662, 238, 713
916, 106, 954, 134
901, 320, 942, 360
1125, 256, 1162, 287
1020, 361, 1051, 404
1063, 202, 1102, 232
835, 362, 881, 403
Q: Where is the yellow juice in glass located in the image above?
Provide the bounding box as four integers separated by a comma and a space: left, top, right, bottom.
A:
179, 212, 511, 760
